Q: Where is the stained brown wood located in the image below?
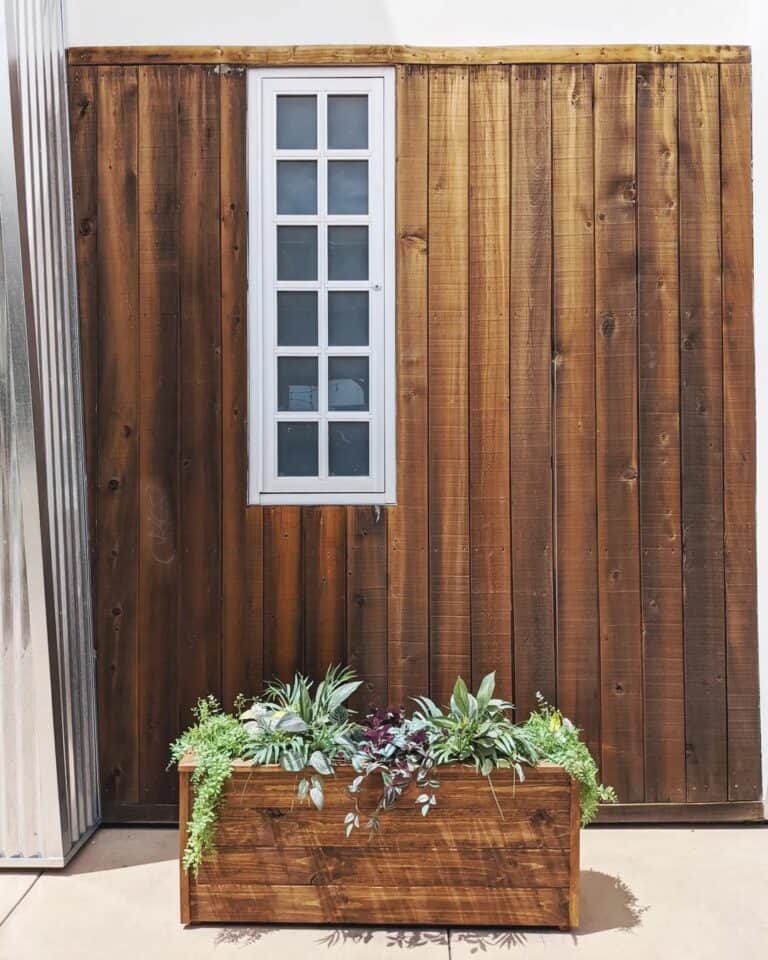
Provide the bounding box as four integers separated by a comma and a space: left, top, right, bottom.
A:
552, 65, 600, 761
509, 64, 555, 719
596, 801, 765, 824
180, 761, 579, 927
678, 64, 727, 802
68, 44, 751, 67
178, 65, 222, 722
720, 64, 761, 802
468, 65, 512, 699
137, 66, 180, 804
594, 64, 643, 802
220, 69, 261, 706
303, 507, 346, 678
263, 507, 303, 682
346, 507, 388, 710
636, 64, 685, 802
388, 65, 429, 709
94, 66, 139, 805
67, 67, 99, 576
69, 55, 760, 822
428, 66, 471, 706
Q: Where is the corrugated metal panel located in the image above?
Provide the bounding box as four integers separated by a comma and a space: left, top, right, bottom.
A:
0, 0, 99, 867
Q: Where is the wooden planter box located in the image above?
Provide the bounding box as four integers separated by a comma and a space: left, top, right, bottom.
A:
179, 758, 580, 929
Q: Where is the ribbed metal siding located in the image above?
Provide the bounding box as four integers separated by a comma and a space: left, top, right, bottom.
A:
0, 0, 99, 866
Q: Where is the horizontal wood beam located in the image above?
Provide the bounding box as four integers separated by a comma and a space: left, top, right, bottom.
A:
66, 44, 751, 67
596, 801, 765, 824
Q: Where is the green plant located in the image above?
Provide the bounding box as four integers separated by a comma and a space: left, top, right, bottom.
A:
414, 673, 541, 778
240, 664, 361, 809
169, 696, 251, 876
522, 695, 617, 825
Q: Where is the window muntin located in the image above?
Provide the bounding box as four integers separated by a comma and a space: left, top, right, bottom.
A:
248, 69, 395, 505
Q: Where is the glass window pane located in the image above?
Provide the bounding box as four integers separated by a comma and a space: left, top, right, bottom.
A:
328, 291, 368, 346
328, 356, 369, 411
276, 95, 317, 149
278, 422, 318, 476
327, 95, 368, 149
277, 292, 318, 346
278, 357, 318, 411
277, 161, 317, 215
277, 226, 317, 280
329, 422, 369, 477
328, 160, 368, 214
328, 226, 368, 280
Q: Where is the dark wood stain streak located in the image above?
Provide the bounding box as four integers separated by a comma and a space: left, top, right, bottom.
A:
509, 64, 556, 719
678, 64, 727, 802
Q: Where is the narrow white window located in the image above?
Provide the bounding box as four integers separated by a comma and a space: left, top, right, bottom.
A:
248, 68, 395, 505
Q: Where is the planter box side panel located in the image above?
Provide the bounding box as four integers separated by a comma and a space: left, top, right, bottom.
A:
180, 764, 578, 928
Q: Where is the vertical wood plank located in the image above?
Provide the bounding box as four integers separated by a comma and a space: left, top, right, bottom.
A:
388, 65, 429, 709
221, 68, 262, 705
428, 66, 471, 706
137, 66, 180, 804
509, 64, 556, 719
594, 64, 644, 801
637, 64, 686, 802
95, 66, 139, 806
67, 66, 99, 577
720, 63, 761, 800
303, 507, 347, 679
678, 63, 727, 802
347, 507, 388, 710
468, 65, 512, 699
177, 65, 222, 722
263, 507, 303, 682
552, 65, 600, 760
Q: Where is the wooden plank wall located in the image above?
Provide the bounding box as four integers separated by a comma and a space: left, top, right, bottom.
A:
67, 60, 760, 821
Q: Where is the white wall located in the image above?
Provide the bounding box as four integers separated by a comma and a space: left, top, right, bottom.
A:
65, 0, 768, 807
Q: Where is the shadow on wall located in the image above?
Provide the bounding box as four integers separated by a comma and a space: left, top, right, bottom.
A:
212, 870, 648, 949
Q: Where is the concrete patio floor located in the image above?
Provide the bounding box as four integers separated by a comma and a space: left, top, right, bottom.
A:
1, 824, 766, 958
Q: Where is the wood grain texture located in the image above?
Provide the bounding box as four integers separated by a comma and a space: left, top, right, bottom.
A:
678, 64, 727, 802
468, 65, 512, 698
720, 63, 761, 801
303, 507, 346, 679
178, 65, 222, 722
428, 66, 471, 706
67, 66, 99, 578
180, 761, 578, 927
637, 64, 685, 802
347, 507, 388, 710
509, 64, 556, 719
388, 65, 429, 709
68, 44, 751, 67
69, 56, 760, 821
263, 507, 303, 682
552, 65, 600, 761
95, 66, 139, 805
137, 66, 180, 804
220, 69, 262, 706
594, 64, 643, 802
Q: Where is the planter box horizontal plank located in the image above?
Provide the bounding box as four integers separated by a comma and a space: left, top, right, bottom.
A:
179, 759, 580, 929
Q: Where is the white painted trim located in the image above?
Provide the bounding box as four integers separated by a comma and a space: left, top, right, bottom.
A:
247, 66, 396, 506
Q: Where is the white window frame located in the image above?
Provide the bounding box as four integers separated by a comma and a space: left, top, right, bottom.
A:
247, 67, 396, 506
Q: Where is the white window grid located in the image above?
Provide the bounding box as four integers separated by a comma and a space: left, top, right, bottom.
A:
248, 68, 396, 505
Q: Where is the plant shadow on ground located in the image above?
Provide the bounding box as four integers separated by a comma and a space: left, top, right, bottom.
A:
453, 870, 648, 952
213, 926, 448, 949
211, 870, 647, 951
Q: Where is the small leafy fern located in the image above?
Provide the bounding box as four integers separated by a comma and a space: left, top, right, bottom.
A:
522, 695, 618, 825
